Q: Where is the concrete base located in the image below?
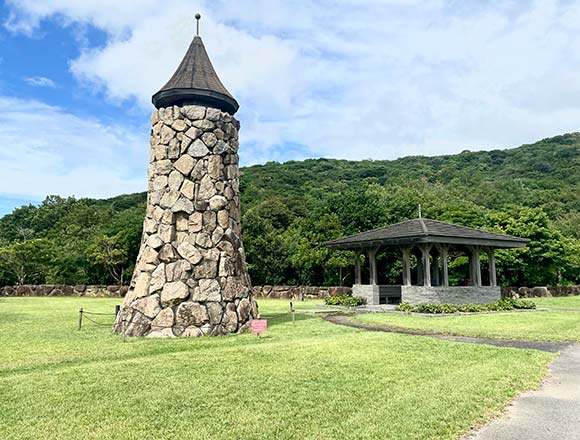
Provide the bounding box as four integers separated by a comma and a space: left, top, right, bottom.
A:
352, 284, 380, 305
401, 285, 501, 305
353, 284, 501, 306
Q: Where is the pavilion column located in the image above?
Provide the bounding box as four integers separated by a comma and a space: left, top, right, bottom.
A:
468, 246, 482, 287
419, 244, 432, 287
416, 253, 424, 286
437, 244, 449, 287
487, 248, 497, 287
401, 246, 412, 286
432, 254, 440, 286
368, 247, 379, 285
354, 250, 362, 285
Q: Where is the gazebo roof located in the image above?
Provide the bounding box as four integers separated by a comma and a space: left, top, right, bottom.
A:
152, 35, 239, 114
326, 218, 529, 250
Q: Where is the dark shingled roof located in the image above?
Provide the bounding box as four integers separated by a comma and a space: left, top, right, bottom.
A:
152, 35, 239, 114
326, 218, 529, 249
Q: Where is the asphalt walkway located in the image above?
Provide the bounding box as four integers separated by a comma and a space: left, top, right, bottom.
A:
322, 313, 580, 440
466, 343, 580, 440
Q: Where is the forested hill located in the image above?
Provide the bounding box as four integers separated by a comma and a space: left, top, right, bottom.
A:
241, 133, 579, 220
1, 133, 579, 288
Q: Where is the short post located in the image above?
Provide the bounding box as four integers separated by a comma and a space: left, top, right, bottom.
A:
115, 304, 120, 317
78, 307, 83, 331
121, 318, 126, 343
290, 301, 295, 324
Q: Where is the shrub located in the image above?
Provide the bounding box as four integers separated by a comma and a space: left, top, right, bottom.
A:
398, 298, 536, 314
324, 294, 366, 307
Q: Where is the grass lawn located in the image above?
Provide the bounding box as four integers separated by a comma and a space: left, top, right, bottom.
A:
0, 297, 553, 440
354, 308, 580, 342
532, 295, 580, 309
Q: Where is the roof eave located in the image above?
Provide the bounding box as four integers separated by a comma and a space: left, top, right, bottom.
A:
152, 87, 239, 114
326, 235, 530, 250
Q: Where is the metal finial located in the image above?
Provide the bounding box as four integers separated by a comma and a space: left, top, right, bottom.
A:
195, 13, 201, 36
418, 204, 422, 218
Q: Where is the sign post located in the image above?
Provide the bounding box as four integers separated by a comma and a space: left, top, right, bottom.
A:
251, 319, 267, 337
290, 301, 295, 324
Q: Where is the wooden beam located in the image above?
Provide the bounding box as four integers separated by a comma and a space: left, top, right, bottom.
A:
468, 245, 482, 287
401, 246, 412, 286
368, 247, 380, 285
440, 244, 449, 287
487, 247, 497, 287
432, 255, 440, 286
354, 250, 362, 285
419, 244, 432, 287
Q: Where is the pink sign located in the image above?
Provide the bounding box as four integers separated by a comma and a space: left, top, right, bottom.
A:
251, 319, 267, 335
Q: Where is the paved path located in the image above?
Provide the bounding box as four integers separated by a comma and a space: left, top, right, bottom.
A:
322, 313, 571, 352
465, 343, 580, 440
544, 306, 580, 312
322, 313, 580, 440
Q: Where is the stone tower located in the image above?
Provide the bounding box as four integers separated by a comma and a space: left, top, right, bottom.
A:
114, 16, 257, 337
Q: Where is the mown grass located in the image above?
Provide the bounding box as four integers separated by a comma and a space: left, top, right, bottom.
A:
355, 307, 580, 342
532, 295, 580, 309
0, 297, 553, 440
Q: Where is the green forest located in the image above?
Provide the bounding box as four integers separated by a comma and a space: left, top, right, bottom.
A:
1, 133, 579, 288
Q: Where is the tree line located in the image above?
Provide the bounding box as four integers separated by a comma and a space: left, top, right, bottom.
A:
1, 133, 579, 287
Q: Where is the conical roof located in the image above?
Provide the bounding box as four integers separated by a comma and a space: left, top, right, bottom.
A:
152, 35, 239, 114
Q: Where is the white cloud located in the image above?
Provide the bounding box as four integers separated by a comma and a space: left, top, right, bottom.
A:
24, 76, 56, 88
4, 0, 580, 165
0, 96, 148, 199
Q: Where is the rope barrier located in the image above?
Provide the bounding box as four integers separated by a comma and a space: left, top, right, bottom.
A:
78, 306, 118, 331
82, 313, 115, 327
82, 311, 116, 316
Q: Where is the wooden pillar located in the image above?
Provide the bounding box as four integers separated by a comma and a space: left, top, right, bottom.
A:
438, 244, 449, 287
401, 246, 412, 286
354, 250, 362, 285
419, 244, 432, 287
468, 246, 482, 287
368, 247, 379, 285
416, 249, 423, 286
487, 248, 497, 287
432, 254, 440, 286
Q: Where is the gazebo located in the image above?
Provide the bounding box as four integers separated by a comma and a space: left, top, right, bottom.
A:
326, 217, 529, 306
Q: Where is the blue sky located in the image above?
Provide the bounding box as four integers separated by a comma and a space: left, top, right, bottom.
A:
1, 0, 580, 217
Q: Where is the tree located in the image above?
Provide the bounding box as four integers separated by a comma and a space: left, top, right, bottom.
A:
0, 239, 56, 285
87, 233, 129, 284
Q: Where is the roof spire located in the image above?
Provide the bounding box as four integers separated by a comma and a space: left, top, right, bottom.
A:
418, 204, 422, 218
195, 13, 201, 36
151, 14, 239, 114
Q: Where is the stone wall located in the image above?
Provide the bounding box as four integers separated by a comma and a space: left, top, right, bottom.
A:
1, 284, 350, 300
401, 286, 502, 305
252, 285, 352, 299
9, 284, 579, 302
0, 285, 127, 297
352, 284, 380, 305
502, 285, 580, 298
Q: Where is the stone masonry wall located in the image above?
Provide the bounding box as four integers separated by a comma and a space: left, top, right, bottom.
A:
7, 284, 580, 301
502, 285, 580, 298
352, 285, 380, 305
0, 285, 127, 297
1, 285, 350, 299
251, 285, 352, 299
113, 105, 257, 338
401, 286, 501, 305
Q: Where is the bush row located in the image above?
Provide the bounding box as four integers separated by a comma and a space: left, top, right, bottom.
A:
324, 294, 366, 307
398, 298, 536, 314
